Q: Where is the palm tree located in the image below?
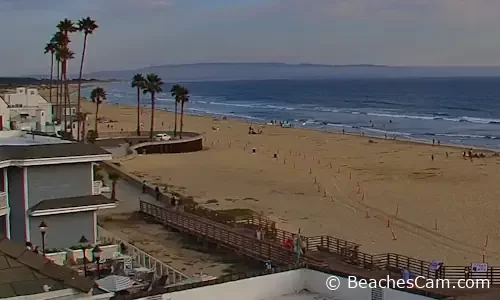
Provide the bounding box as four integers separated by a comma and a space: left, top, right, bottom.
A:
44, 42, 57, 108
56, 19, 77, 136
90, 87, 107, 135
51, 31, 67, 122
131, 74, 145, 136
169, 84, 181, 137
57, 46, 75, 135
178, 86, 190, 139
141, 74, 164, 140
108, 172, 120, 200
76, 17, 99, 141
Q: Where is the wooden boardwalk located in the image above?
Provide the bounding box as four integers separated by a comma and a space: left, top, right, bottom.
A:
139, 200, 500, 286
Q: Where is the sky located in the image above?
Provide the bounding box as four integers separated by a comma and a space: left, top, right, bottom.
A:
1, 0, 500, 76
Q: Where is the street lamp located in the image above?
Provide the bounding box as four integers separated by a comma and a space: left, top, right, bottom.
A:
92, 245, 102, 279
39, 221, 48, 255
79, 235, 89, 277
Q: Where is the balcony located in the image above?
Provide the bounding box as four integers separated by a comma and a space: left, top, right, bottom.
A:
0, 192, 8, 216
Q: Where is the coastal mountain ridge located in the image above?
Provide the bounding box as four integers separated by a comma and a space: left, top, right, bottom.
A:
84, 63, 500, 81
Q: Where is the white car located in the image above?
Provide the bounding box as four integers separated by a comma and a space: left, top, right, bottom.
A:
154, 133, 172, 141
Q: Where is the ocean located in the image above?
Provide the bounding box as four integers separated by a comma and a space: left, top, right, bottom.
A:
84, 77, 500, 149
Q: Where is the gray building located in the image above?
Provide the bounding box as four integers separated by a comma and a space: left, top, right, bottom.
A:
0, 135, 116, 250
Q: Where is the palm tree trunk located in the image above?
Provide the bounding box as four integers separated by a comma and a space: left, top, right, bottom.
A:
49, 54, 54, 110
173, 101, 178, 137
95, 103, 99, 134
65, 61, 73, 139
82, 119, 86, 141
58, 63, 63, 122
180, 102, 184, 139
136, 87, 141, 136
150, 92, 155, 140
76, 34, 89, 142
62, 61, 67, 129
56, 61, 60, 122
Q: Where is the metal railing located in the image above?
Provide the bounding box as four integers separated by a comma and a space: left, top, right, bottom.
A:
97, 226, 188, 284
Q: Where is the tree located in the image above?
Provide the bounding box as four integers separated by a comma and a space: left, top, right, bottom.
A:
56, 19, 77, 136
178, 86, 190, 139
141, 74, 164, 140
76, 17, 99, 141
169, 84, 181, 137
108, 172, 120, 200
50, 31, 67, 122
57, 46, 75, 137
131, 74, 145, 136
90, 87, 107, 135
44, 42, 57, 108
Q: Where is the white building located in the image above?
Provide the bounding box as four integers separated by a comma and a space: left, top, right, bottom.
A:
126, 268, 447, 300
0, 87, 53, 131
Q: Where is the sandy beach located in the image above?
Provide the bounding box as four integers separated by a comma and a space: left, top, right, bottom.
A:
80, 97, 500, 267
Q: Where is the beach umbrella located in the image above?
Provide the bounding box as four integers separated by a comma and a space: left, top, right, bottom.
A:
96, 275, 134, 292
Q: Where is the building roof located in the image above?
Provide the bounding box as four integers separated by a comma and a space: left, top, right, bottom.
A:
0, 235, 94, 298
29, 195, 116, 212
0, 143, 109, 161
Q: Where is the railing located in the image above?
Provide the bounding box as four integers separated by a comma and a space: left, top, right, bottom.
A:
97, 226, 188, 284
140, 201, 327, 268
140, 200, 500, 285
0, 192, 8, 211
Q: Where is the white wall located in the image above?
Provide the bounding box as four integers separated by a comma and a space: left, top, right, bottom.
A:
137, 269, 437, 300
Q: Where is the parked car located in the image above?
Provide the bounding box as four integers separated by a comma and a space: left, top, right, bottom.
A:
154, 133, 172, 141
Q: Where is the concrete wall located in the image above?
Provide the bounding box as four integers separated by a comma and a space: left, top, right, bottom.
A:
134, 137, 203, 154
26, 163, 93, 208
30, 212, 95, 249
7, 167, 26, 244
139, 269, 437, 300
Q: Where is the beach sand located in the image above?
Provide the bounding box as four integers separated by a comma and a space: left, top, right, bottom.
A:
81, 98, 500, 266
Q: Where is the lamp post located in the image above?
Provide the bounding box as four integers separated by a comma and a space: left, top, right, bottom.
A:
79, 235, 89, 277
92, 245, 102, 279
39, 221, 48, 255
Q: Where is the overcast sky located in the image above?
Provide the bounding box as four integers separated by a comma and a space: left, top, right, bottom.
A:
1, 0, 500, 76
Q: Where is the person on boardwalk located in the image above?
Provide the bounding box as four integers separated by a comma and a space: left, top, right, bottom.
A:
155, 186, 161, 201
142, 180, 147, 194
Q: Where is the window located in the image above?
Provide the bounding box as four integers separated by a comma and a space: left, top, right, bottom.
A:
30, 91, 35, 95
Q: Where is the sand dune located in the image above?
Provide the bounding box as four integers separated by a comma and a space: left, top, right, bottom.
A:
82, 99, 500, 266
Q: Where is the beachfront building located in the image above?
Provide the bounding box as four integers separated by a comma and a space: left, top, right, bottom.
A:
0, 130, 116, 250
0, 87, 53, 131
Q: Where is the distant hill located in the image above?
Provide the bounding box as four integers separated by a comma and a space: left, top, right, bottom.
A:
0, 77, 106, 87
84, 63, 500, 82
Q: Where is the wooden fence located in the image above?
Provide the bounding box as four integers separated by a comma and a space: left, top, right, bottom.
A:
140, 200, 500, 285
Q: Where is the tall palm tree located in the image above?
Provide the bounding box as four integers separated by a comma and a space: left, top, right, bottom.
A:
169, 84, 181, 137
57, 46, 75, 136
56, 19, 77, 136
141, 74, 164, 140
44, 42, 57, 109
51, 31, 67, 122
91, 87, 107, 135
131, 74, 145, 136
76, 17, 99, 141
178, 86, 190, 139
